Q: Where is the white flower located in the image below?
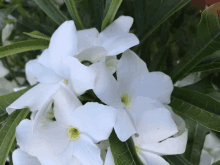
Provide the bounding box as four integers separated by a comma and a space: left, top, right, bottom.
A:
2, 23, 13, 46
92, 49, 181, 142
104, 106, 188, 165
15, 85, 117, 165
76, 15, 139, 74
200, 131, 220, 165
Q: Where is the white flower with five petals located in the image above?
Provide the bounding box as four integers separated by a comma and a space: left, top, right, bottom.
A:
15, 83, 117, 165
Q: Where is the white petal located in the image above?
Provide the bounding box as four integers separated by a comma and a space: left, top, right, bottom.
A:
72, 134, 103, 165
16, 119, 70, 158
91, 62, 124, 107
62, 56, 97, 95
6, 83, 59, 114
77, 46, 107, 63
117, 49, 148, 93
141, 129, 188, 155
200, 150, 214, 165
77, 28, 99, 52
140, 151, 170, 165
38, 49, 53, 69
131, 71, 173, 104
114, 108, 137, 142
204, 131, 220, 150
0, 78, 17, 95
6, 83, 60, 114
104, 147, 114, 165
105, 56, 118, 74
25, 59, 62, 84
53, 83, 82, 125
133, 99, 178, 144
70, 102, 117, 143
104, 33, 139, 56
49, 21, 78, 76
70, 155, 83, 165
98, 16, 133, 46
13, 149, 41, 165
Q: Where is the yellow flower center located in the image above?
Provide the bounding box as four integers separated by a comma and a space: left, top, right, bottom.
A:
64, 79, 69, 85
121, 93, 131, 107
135, 145, 140, 154
67, 126, 81, 140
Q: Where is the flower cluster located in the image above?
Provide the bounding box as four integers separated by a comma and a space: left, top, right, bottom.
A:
8, 16, 188, 165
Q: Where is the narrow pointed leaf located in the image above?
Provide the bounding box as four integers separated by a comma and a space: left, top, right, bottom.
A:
101, 0, 123, 31
213, 161, 220, 165
139, 0, 190, 43
109, 130, 144, 165
169, 3, 220, 83
0, 5, 19, 30
169, 87, 220, 131
92, 0, 104, 31
0, 108, 29, 165
165, 155, 193, 165
33, 0, 68, 25
0, 113, 8, 124
189, 62, 220, 73
0, 87, 31, 112
24, 31, 50, 41
65, 0, 84, 30
0, 40, 49, 58
189, 124, 209, 165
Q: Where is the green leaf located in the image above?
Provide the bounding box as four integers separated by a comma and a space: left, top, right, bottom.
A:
0, 113, 8, 124
169, 87, 220, 131
0, 40, 49, 58
33, 0, 68, 25
169, 4, 220, 83
189, 62, 220, 73
213, 161, 220, 165
101, 0, 123, 31
0, 5, 19, 30
0, 87, 31, 112
109, 130, 144, 165
188, 124, 209, 165
65, 0, 85, 30
24, 31, 50, 41
165, 155, 193, 165
0, 108, 29, 165
92, 0, 104, 31
139, 0, 190, 43
183, 75, 215, 94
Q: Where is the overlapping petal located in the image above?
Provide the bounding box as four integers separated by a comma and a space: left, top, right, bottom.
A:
62, 56, 97, 95
72, 134, 103, 165
130, 71, 173, 104
6, 83, 60, 114
92, 63, 123, 107
139, 152, 170, 165
53, 83, 82, 125
16, 119, 70, 157
13, 149, 41, 165
70, 102, 117, 143
49, 21, 78, 76
77, 28, 99, 52
117, 49, 148, 93
114, 108, 137, 142
25, 59, 62, 84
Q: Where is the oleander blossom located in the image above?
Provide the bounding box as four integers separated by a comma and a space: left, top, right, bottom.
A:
15, 85, 117, 165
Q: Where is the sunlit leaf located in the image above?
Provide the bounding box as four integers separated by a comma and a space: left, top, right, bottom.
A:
33, 0, 68, 25
101, 0, 123, 31
0, 40, 49, 58
65, 0, 84, 30
0, 108, 29, 165
24, 31, 50, 41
